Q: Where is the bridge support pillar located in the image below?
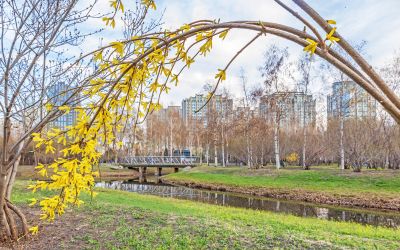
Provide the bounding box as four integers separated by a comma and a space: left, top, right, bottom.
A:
139, 167, 147, 176
139, 175, 147, 183
174, 167, 179, 173
155, 167, 162, 176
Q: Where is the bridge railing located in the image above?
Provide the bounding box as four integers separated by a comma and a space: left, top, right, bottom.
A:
118, 156, 201, 166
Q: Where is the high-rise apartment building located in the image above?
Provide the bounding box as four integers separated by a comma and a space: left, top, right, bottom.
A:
47, 82, 78, 129
259, 91, 316, 129
327, 81, 377, 119
152, 106, 182, 121
181, 94, 233, 126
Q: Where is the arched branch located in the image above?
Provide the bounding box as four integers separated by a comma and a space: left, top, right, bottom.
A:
293, 0, 400, 111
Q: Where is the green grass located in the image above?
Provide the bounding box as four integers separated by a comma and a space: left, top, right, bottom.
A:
165, 166, 400, 198
11, 180, 400, 249
17, 164, 139, 181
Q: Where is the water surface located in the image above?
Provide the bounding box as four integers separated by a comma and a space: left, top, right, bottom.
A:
96, 178, 400, 228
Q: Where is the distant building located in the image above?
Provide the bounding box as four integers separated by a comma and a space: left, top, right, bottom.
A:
47, 82, 78, 129
259, 91, 316, 129
144, 105, 183, 156
234, 106, 259, 119
327, 81, 377, 119
181, 94, 233, 126
181, 94, 208, 125
146, 105, 182, 132
153, 105, 182, 121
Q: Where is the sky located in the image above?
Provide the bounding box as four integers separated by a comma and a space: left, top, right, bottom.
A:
79, 0, 400, 107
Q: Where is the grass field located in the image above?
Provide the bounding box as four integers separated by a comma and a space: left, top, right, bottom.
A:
163, 165, 400, 210
8, 180, 400, 249
17, 164, 139, 180
165, 165, 400, 196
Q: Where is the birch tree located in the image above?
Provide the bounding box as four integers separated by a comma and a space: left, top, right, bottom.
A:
321, 42, 367, 170
239, 69, 253, 168
296, 54, 314, 169
259, 45, 289, 169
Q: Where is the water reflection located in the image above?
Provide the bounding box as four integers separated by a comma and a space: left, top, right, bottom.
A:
96, 179, 400, 228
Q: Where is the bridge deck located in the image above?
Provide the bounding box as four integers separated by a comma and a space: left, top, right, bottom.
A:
118, 156, 200, 168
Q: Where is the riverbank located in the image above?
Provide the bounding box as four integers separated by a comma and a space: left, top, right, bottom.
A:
6, 180, 400, 249
163, 166, 400, 211
17, 164, 139, 180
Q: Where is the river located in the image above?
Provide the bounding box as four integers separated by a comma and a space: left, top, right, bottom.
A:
96, 177, 400, 228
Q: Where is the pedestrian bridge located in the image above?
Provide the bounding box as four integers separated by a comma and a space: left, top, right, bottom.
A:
118, 156, 201, 176
119, 156, 200, 167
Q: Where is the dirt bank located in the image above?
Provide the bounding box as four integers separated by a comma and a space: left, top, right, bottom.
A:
17, 164, 139, 181
163, 179, 400, 211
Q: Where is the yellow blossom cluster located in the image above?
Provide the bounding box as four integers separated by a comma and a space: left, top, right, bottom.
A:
29, 0, 234, 234
303, 19, 340, 55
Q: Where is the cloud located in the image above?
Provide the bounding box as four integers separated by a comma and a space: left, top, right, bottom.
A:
152, 0, 400, 105
74, 0, 400, 106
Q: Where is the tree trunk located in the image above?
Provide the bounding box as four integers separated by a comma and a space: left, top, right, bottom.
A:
339, 111, 345, 170
6, 143, 24, 200
261, 143, 264, 167
0, 171, 10, 239
302, 126, 307, 169
170, 118, 173, 157
302, 92, 308, 169
226, 139, 229, 166
339, 81, 345, 170
249, 140, 253, 168
214, 138, 218, 167
5, 160, 19, 200
385, 153, 389, 169
7, 201, 28, 237
221, 140, 225, 167
200, 147, 203, 164
246, 130, 251, 169
274, 115, 281, 169
206, 143, 209, 165
4, 203, 17, 240
221, 124, 225, 167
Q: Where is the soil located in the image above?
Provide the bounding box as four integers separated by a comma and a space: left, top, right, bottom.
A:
0, 207, 143, 249
163, 179, 400, 211
17, 165, 139, 181
0, 207, 88, 249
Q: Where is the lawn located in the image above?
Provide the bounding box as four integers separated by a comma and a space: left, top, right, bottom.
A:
17, 164, 139, 181
8, 180, 400, 249
165, 165, 400, 196
163, 165, 400, 210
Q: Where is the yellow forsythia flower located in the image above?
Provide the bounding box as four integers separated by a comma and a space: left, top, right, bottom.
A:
326, 19, 336, 25
29, 198, 37, 207
180, 24, 191, 32
218, 29, 229, 40
29, 226, 39, 235
303, 38, 318, 55
326, 27, 340, 44
58, 105, 71, 114
110, 42, 124, 55
215, 69, 226, 81
141, 0, 156, 10
45, 103, 53, 111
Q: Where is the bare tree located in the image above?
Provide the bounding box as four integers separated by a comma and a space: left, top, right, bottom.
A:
238, 69, 254, 168
320, 42, 367, 170
0, 0, 102, 238
296, 54, 314, 169
259, 45, 289, 169
0, 0, 159, 239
